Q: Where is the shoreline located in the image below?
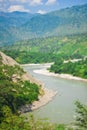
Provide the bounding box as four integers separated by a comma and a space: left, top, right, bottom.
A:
19, 87, 57, 113
21, 63, 87, 82
20, 63, 57, 113
20, 63, 87, 113
20, 62, 54, 67
33, 68, 87, 82
32, 87, 57, 111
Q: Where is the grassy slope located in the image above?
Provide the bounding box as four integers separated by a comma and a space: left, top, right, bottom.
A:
1, 33, 87, 63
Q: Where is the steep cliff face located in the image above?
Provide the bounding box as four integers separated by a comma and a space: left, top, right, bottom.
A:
0, 51, 18, 66
0, 51, 42, 85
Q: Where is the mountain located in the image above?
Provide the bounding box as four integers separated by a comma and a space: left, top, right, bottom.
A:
0, 4, 87, 46
0, 11, 37, 27
0, 12, 39, 46
22, 4, 87, 37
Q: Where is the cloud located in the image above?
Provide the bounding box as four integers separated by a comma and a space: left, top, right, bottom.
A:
8, 5, 30, 12
37, 10, 46, 14
46, 0, 56, 5
9, 0, 27, 2
30, 0, 43, 6
0, 0, 9, 12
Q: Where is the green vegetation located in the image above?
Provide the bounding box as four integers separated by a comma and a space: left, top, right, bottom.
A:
75, 101, 87, 130
0, 3, 87, 129
0, 53, 87, 130
50, 58, 87, 79
1, 33, 87, 64
0, 111, 68, 130
0, 54, 40, 123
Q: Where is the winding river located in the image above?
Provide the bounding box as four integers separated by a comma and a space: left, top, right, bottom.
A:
23, 64, 87, 124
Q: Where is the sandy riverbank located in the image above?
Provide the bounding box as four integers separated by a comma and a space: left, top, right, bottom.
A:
20, 63, 57, 113
34, 68, 87, 82
21, 63, 87, 82
19, 87, 57, 113
21, 62, 53, 67
32, 87, 57, 110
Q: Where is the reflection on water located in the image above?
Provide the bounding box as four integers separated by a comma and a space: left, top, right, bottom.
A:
23, 64, 87, 124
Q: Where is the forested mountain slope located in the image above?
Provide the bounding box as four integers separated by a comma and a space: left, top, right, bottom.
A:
0, 4, 87, 46
0, 11, 38, 46
1, 34, 87, 63
22, 4, 87, 37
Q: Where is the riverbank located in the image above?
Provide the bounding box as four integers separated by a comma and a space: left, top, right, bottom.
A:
21, 63, 87, 82
20, 64, 57, 113
19, 87, 57, 113
34, 68, 87, 82
21, 62, 53, 67
32, 87, 57, 110
21, 63, 87, 123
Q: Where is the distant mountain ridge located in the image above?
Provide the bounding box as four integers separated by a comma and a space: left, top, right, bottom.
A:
0, 11, 38, 27
0, 4, 87, 46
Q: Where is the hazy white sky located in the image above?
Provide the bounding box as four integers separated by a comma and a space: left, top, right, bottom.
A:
0, 0, 87, 13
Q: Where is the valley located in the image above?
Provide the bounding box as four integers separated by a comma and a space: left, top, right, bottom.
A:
0, 3, 87, 130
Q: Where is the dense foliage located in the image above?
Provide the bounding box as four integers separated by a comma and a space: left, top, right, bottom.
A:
75, 101, 87, 130
0, 111, 68, 130
0, 54, 39, 123
1, 33, 87, 64
50, 58, 87, 79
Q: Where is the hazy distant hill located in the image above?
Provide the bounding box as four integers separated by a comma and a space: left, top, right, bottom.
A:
0, 4, 87, 46
0, 11, 38, 27
22, 4, 87, 36
0, 11, 38, 46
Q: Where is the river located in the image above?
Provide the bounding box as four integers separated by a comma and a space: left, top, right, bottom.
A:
23, 64, 87, 124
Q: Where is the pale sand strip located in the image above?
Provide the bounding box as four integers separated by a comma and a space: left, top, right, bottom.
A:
19, 64, 57, 113
19, 88, 57, 113
21, 63, 53, 67
32, 87, 57, 110
34, 68, 87, 82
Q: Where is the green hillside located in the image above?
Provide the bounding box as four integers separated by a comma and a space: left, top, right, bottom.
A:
0, 52, 40, 122
1, 33, 87, 63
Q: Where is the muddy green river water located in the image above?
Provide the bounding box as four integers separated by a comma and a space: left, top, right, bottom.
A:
23, 64, 87, 124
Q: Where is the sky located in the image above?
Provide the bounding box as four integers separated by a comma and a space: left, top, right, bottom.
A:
0, 0, 87, 14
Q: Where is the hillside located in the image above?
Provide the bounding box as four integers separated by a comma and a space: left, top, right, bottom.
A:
0, 51, 42, 85
0, 51, 43, 117
1, 33, 87, 63
0, 51, 44, 128
0, 4, 87, 46
0, 51, 59, 130
0, 12, 39, 46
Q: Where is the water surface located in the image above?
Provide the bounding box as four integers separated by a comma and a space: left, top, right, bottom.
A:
23, 64, 87, 124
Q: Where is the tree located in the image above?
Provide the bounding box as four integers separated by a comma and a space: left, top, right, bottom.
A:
75, 101, 87, 129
